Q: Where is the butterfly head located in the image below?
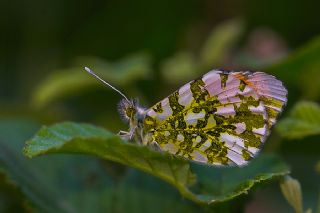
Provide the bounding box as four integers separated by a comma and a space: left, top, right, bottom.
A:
118, 98, 146, 124
84, 67, 146, 134
118, 98, 137, 123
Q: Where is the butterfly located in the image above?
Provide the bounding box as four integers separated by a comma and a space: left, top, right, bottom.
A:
85, 67, 287, 166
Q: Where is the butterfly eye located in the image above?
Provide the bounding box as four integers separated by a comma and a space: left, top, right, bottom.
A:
125, 107, 137, 119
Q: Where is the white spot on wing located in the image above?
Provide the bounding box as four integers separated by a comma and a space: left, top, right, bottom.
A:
218, 88, 239, 104
164, 131, 170, 136
269, 118, 276, 125
177, 134, 184, 141
265, 104, 282, 112
206, 115, 216, 128
234, 122, 246, 134
185, 110, 206, 125
162, 143, 179, 153
238, 86, 253, 95
215, 105, 236, 116
155, 98, 173, 121
202, 71, 222, 96
252, 125, 267, 136
227, 150, 247, 166
246, 71, 288, 108
238, 86, 259, 99
192, 136, 202, 147
147, 109, 157, 117
220, 133, 245, 148
178, 83, 193, 106
191, 150, 208, 163
249, 102, 267, 119
248, 147, 259, 155
214, 76, 241, 103
199, 140, 211, 151
248, 102, 265, 113
223, 135, 244, 155
226, 76, 240, 89
195, 136, 201, 143
218, 95, 242, 104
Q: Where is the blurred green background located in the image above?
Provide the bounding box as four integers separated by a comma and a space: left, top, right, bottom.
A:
1, 0, 320, 212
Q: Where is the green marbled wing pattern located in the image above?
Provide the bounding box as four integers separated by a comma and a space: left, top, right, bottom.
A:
143, 70, 287, 166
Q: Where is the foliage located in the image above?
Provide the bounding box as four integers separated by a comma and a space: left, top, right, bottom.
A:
267, 36, 320, 100
24, 122, 289, 205
0, 120, 199, 213
199, 19, 244, 70
161, 19, 244, 83
1, 4, 320, 211
0, 120, 71, 212
31, 54, 152, 108
280, 176, 303, 213
277, 101, 320, 139
276, 101, 320, 213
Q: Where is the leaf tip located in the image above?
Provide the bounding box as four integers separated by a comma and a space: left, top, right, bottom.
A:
280, 175, 303, 213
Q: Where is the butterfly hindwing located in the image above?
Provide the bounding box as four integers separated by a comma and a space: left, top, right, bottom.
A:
143, 70, 287, 166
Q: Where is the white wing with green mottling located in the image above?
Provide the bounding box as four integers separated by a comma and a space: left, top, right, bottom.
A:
142, 70, 287, 166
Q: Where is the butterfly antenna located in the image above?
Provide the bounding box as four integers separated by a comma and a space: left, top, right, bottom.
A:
84, 67, 130, 103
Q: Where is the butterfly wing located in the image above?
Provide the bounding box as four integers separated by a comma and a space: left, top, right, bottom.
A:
143, 70, 287, 166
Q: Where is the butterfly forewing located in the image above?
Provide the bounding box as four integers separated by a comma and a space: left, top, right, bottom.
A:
143, 70, 287, 166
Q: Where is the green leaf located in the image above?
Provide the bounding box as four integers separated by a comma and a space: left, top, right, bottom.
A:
161, 52, 198, 83
199, 19, 244, 70
280, 175, 303, 213
190, 154, 289, 204
267, 36, 320, 99
69, 171, 200, 213
24, 122, 197, 192
277, 101, 320, 139
24, 122, 290, 205
1, 119, 201, 212
316, 161, 320, 175
0, 119, 73, 213
0, 171, 32, 212
160, 19, 244, 83
31, 54, 152, 108
317, 191, 320, 213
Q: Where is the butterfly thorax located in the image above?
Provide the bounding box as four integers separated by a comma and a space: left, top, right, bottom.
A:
118, 98, 146, 142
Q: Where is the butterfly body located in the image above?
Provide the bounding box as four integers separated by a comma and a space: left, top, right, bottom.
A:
115, 70, 287, 167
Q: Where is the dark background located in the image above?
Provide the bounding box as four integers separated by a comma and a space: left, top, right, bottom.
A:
2, 0, 320, 101
1, 0, 320, 212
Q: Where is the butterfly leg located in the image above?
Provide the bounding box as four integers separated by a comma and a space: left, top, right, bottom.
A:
118, 130, 131, 141
149, 141, 163, 152
118, 127, 137, 142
